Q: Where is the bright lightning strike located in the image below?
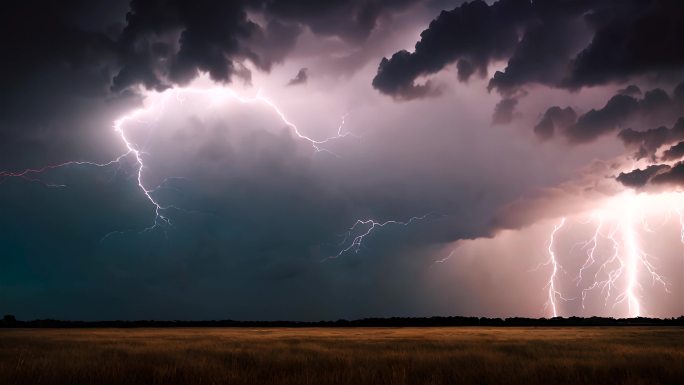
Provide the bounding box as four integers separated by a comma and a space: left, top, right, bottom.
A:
543, 191, 677, 318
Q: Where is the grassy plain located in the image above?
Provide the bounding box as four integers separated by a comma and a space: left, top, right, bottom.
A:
1, 327, 683, 385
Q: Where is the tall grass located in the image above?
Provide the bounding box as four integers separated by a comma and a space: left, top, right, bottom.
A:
1, 327, 682, 385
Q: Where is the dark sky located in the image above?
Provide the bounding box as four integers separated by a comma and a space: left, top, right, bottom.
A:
2, 0, 684, 320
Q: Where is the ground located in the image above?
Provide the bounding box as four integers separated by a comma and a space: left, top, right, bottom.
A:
1, 327, 683, 384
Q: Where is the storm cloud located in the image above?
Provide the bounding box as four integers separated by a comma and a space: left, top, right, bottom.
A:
616, 164, 671, 188
535, 85, 684, 144
619, 118, 684, 160
4, 0, 684, 321
1, 0, 421, 169
618, 161, 684, 188
373, 0, 684, 101
373, 0, 533, 98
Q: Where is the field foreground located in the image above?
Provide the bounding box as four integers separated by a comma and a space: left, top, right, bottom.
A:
1, 327, 683, 385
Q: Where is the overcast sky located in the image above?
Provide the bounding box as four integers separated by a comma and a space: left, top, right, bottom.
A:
2, 0, 683, 320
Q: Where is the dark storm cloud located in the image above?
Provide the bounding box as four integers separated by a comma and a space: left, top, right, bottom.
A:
3, 0, 421, 97
535, 85, 684, 144
661, 140, 684, 161
619, 118, 684, 160
487, 11, 590, 95
373, 0, 684, 99
651, 161, 684, 185
617, 85, 642, 97
616, 164, 670, 188
249, 20, 303, 69
563, 0, 684, 88
1, 0, 422, 169
113, 0, 261, 90
620, 161, 684, 188
287, 68, 309, 86
10, 0, 422, 95
564, 94, 640, 143
533, 106, 577, 141
616, 118, 684, 189
114, 0, 424, 90
373, 0, 533, 99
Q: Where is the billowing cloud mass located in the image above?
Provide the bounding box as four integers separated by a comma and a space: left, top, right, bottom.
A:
536, 85, 684, 144
618, 161, 684, 188
619, 118, 684, 160
373, 0, 534, 98
534, 106, 577, 140
114, 0, 425, 90
3, 0, 684, 320
616, 164, 671, 188
373, 0, 684, 100
661, 140, 684, 161
651, 162, 684, 185
0, 0, 420, 169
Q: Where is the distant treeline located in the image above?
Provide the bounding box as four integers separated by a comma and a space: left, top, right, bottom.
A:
2, 314, 684, 328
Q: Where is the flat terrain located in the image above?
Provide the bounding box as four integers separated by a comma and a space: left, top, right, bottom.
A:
1, 327, 683, 385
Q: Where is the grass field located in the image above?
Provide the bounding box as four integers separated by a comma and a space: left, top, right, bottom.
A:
1, 327, 683, 385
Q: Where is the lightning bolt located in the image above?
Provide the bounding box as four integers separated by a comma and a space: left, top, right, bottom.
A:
433, 249, 456, 264
676, 209, 684, 244
544, 217, 567, 318
1, 87, 352, 229
545, 192, 672, 318
0, 155, 132, 188
620, 214, 641, 317
1, 86, 425, 257
325, 214, 431, 261
195, 87, 355, 154
577, 218, 602, 287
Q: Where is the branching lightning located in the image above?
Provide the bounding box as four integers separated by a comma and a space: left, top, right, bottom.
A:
2, 88, 351, 228
544, 217, 568, 318
0, 156, 130, 188
543, 191, 677, 318
325, 214, 430, 261
1, 86, 425, 256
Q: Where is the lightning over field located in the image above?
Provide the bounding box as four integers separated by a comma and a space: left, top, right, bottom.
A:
541, 191, 682, 317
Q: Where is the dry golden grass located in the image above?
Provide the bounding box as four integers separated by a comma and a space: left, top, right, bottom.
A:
1, 327, 683, 385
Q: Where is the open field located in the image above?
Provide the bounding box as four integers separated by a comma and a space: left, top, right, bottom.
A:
1, 327, 683, 385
